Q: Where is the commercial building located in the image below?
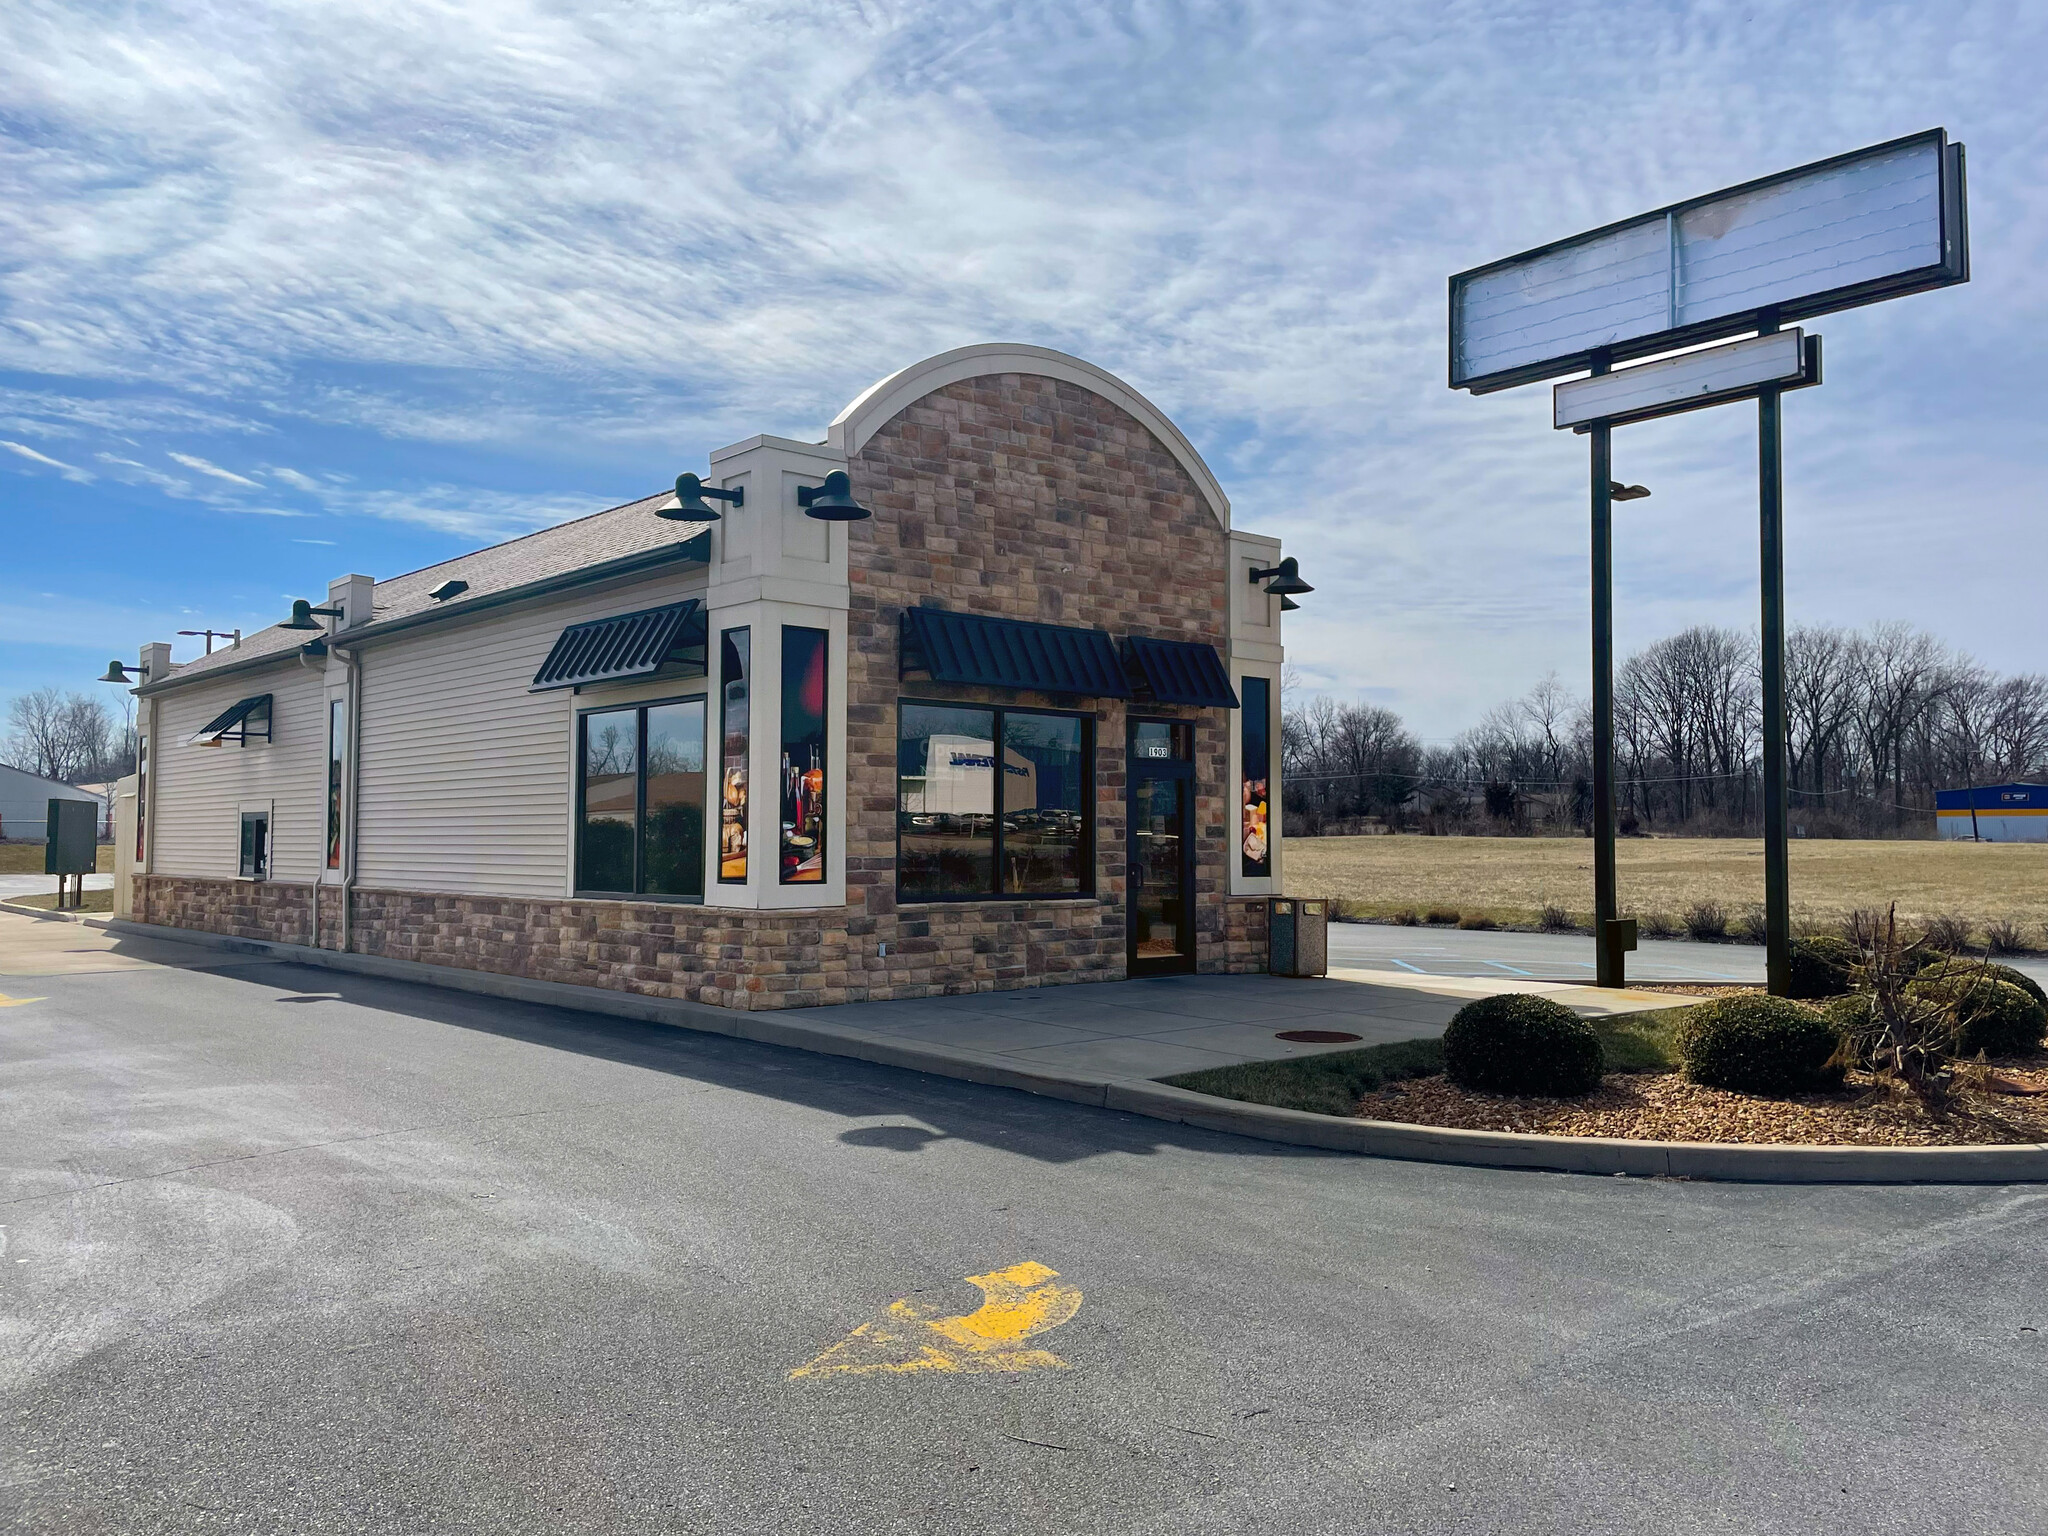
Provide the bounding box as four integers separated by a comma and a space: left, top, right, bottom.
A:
0, 764, 106, 842
118, 345, 1295, 1009
1935, 784, 2048, 842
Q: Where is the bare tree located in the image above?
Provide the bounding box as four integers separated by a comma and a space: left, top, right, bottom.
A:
2, 689, 125, 783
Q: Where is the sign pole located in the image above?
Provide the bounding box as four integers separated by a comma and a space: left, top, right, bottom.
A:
1757, 321, 1792, 995
1590, 355, 1621, 988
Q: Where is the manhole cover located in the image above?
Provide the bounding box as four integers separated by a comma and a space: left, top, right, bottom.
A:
1274, 1029, 1362, 1043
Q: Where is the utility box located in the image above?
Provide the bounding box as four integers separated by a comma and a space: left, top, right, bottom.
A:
45, 798, 97, 875
1269, 898, 1328, 978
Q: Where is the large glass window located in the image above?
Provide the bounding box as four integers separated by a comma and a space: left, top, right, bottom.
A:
326, 697, 345, 871
1241, 675, 1271, 877
897, 701, 1092, 901
643, 701, 707, 897
780, 627, 828, 885
576, 698, 707, 899
898, 703, 996, 898
719, 629, 749, 883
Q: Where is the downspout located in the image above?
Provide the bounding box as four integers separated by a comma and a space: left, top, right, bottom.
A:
335, 641, 363, 953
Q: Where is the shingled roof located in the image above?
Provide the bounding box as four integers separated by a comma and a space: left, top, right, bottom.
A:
140, 488, 715, 695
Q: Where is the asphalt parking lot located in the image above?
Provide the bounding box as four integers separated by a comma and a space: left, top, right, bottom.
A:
4, 914, 2045, 1534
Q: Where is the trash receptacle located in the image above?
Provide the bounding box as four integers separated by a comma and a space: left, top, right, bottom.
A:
1269, 898, 1328, 978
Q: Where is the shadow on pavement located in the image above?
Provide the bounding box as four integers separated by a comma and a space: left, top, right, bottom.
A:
182, 957, 1344, 1169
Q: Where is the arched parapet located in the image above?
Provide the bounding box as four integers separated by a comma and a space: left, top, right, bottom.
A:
827, 343, 1230, 531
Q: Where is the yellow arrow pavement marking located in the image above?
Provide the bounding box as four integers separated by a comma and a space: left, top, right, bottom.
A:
790, 1261, 1083, 1379
0, 992, 47, 1007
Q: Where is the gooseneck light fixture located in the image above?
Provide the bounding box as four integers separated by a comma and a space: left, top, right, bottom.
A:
1248, 556, 1313, 597
99, 661, 147, 684
664, 472, 743, 522
796, 470, 872, 521
282, 599, 345, 631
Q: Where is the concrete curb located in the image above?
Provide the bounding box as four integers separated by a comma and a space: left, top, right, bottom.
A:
23, 912, 2048, 1185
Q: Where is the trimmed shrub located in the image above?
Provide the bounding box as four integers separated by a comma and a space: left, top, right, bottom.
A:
1915, 958, 2047, 1011
1640, 911, 1681, 939
1785, 936, 1858, 1000
1442, 994, 1604, 1096
1908, 974, 2047, 1058
1675, 995, 1843, 1094
1538, 902, 1574, 933
1734, 905, 1769, 944
1456, 913, 1498, 931
1424, 907, 1461, 926
1392, 908, 1421, 926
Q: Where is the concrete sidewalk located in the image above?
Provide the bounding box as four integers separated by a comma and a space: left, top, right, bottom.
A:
780, 968, 1683, 1080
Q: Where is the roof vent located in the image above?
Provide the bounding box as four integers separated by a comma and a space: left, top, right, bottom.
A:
428, 579, 470, 602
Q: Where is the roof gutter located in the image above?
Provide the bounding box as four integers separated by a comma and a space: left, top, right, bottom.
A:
136, 535, 710, 699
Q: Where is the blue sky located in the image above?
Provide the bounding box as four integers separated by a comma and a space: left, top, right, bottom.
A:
3, 1, 2043, 742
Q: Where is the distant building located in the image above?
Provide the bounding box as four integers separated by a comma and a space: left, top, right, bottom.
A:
1935, 784, 2048, 842
0, 763, 105, 841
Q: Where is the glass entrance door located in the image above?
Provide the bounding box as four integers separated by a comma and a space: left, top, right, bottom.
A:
1128, 720, 1195, 974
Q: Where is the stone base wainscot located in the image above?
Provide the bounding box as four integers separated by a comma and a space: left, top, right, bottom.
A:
135, 876, 1275, 1011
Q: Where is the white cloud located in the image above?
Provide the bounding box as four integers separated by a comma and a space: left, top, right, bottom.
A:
166, 451, 261, 486
0, 438, 93, 482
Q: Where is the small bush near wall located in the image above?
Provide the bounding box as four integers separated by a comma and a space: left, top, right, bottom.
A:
1443, 994, 1604, 1096
1676, 995, 1843, 1094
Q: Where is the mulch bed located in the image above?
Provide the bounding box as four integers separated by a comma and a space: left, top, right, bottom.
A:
1353, 1058, 2048, 1146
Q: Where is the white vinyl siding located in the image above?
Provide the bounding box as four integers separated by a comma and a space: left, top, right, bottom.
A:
151, 667, 326, 881
354, 572, 705, 898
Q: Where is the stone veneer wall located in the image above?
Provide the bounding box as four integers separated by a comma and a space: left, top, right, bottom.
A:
136, 876, 1275, 1010
136, 873, 317, 948
132, 372, 1275, 1010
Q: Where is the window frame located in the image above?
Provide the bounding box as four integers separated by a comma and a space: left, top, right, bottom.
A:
238, 807, 270, 880
894, 697, 1097, 904
573, 690, 709, 903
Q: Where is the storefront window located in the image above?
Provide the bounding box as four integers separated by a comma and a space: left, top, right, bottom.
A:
577, 699, 708, 898
1241, 675, 1271, 877
897, 701, 1092, 901
779, 627, 828, 884
135, 731, 148, 864
719, 629, 749, 883
1002, 711, 1087, 894
327, 697, 345, 870
643, 701, 707, 898
578, 707, 639, 892
898, 703, 996, 898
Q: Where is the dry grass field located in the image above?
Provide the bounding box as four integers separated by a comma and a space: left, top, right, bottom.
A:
1286, 834, 2048, 943
0, 842, 113, 875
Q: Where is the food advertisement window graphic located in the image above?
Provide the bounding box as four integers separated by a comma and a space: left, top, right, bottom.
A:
1241, 676, 1271, 878
780, 627, 828, 884
720, 629, 750, 882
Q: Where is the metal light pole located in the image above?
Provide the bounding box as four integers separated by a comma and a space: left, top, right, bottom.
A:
1757, 320, 1792, 996
1589, 357, 1622, 988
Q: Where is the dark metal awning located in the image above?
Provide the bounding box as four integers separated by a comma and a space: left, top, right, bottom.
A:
900, 608, 1130, 698
187, 694, 273, 746
531, 600, 705, 692
1123, 636, 1239, 708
